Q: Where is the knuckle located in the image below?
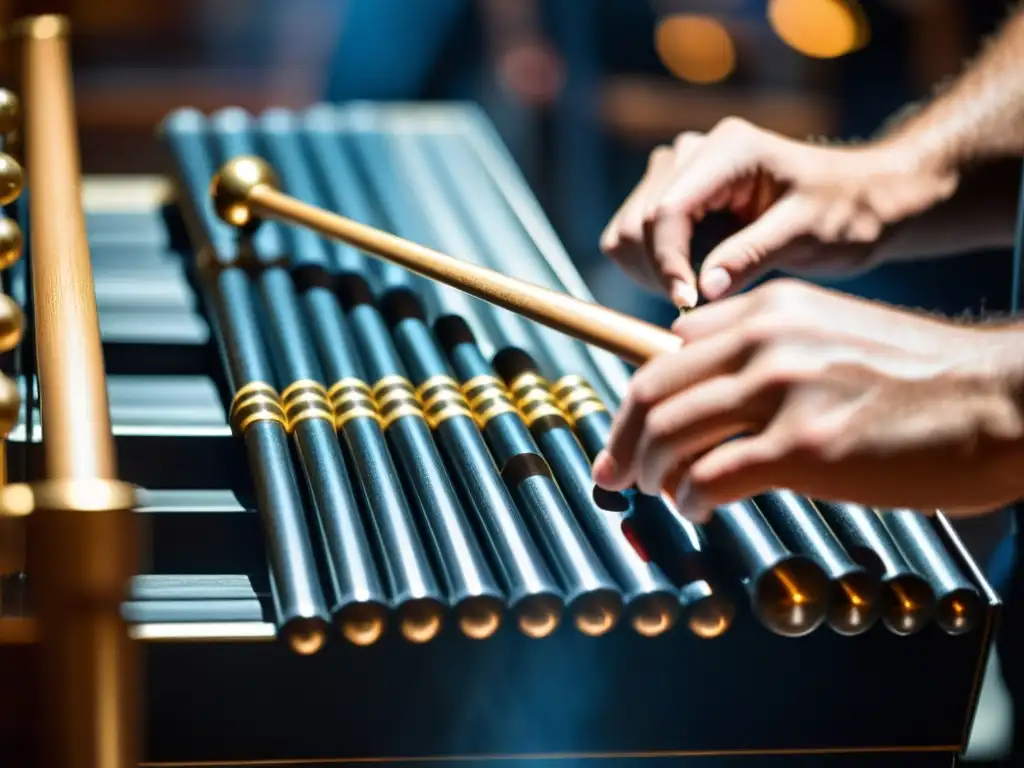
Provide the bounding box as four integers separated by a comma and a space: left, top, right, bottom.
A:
849, 214, 883, 243
757, 278, 807, 310
599, 228, 617, 254
616, 215, 645, 248
626, 374, 660, 411
645, 200, 677, 227
648, 144, 673, 168
736, 318, 771, 350
712, 116, 751, 137
672, 131, 703, 155
788, 419, 846, 462
642, 403, 676, 446
748, 346, 799, 389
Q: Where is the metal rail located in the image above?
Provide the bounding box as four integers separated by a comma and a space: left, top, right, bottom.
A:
14, 14, 140, 768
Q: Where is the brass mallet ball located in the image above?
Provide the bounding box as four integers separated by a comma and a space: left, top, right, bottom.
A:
0, 154, 23, 207
0, 90, 20, 137
0, 218, 22, 270
211, 156, 279, 229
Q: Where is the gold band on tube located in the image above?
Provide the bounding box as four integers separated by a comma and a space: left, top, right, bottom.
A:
508, 372, 566, 429
461, 376, 518, 430
328, 378, 382, 430
550, 375, 608, 427
280, 379, 334, 432
372, 376, 424, 431
229, 382, 287, 435
417, 375, 472, 429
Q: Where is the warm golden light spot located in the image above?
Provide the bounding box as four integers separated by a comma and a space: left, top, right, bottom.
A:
573, 594, 621, 637
768, 0, 869, 59
286, 621, 327, 656
655, 15, 736, 85
400, 600, 443, 644
457, 599, 503, 640
631, 609, 672, 638
339, 603, 387, 647
517, 596, 561, 639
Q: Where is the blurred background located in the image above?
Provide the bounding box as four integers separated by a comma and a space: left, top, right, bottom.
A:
1, 0, 1019, 762
0, 0, 1015, 323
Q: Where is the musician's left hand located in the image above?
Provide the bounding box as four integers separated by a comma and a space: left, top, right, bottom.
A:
591, 279, 1024, 521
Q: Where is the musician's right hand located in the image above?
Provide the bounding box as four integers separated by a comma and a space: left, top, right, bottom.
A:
599, 118, 959, 307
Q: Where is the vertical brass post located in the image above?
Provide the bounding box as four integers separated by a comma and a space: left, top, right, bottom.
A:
15, 15, 141, 768
0, 88, 25, 590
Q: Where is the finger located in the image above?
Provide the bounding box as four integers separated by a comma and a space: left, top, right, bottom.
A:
699, 194, 817, 300
670, 290, 758, 342
645, 136, 762, 306
644, 135, 705, 308
674, 433, 787, 520
630, 146, 691, 292
633, 374, 763, 496
602, 146, 677, 290
593, 334, 751, 490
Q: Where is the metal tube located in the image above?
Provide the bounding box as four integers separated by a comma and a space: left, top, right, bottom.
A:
161, 109, 330, 652
881, 508, 983, 636
815, 500, 935, 636
754, 491, 879, 636
212, 109, 389, 646
17, 15, 140, 768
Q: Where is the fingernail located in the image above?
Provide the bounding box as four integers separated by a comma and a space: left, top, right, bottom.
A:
671, 281, 698, 310
701, 267, 732, 299
674, 478, 711, 523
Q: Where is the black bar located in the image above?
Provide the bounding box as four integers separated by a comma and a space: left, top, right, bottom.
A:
208, 108, 389, 645
296, 117, 509, 639
754, 491, 879, 636
204, 269, 329, 653
247, 109, 446, 644
880, 508, 983, 636
381, 288, 564, 637
161, 109, 330, 654
815, 500, 935, 636
339, 278, 505, 639
547, 374, 735, 639
436, 315, 622, 635
706, 498, 829, 638
494, 350, 680, 638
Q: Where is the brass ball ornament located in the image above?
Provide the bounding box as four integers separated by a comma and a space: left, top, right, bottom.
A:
0, 373, 20, 436
0, 153, 23, 207
211, 156, 279, 229
0, 218, 22, 270
0, 295, 24, 352
0, 89, 21, 137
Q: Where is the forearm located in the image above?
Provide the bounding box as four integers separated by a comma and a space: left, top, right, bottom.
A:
882, 4, 1024, 172
874, 159, 1022, 263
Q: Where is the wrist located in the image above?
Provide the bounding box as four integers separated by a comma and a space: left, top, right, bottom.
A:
967, 325, 1024, 492
840, 136, 962, 236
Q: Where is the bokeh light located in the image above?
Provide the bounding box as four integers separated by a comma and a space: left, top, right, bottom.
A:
768, 0, 870, 59
655, 15, 736, 85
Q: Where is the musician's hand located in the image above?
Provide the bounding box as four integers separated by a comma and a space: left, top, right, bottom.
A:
599, 118, 958, 306
591, 280, 1024, 521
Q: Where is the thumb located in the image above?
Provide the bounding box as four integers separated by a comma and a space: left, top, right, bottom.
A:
699, 194, 814, 300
